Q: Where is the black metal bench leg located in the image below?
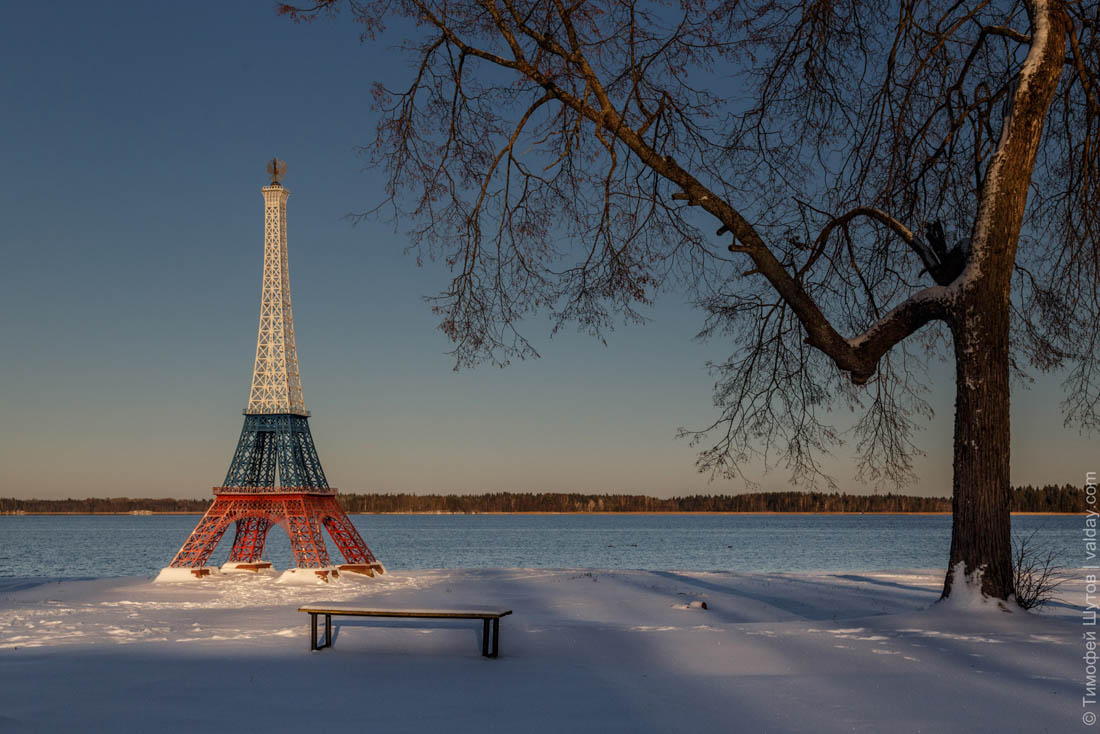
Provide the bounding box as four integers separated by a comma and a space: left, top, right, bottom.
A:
311, 613, 318, 651
491, 618, 500, 658
482, 619, 490, 657
325, 614, 332, 648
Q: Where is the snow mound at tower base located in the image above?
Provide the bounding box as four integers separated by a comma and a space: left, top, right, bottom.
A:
153, 567, 219, 583
276, 566, 377, 585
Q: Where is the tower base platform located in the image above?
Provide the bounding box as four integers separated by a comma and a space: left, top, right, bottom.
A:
220, 561, 275, 574
154, 563, 387, 584
337, 563, 387, 577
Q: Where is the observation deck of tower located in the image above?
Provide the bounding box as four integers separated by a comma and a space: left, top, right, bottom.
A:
158, 160, 383, 582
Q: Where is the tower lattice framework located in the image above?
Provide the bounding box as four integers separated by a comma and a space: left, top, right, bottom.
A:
167, 160, 383, 580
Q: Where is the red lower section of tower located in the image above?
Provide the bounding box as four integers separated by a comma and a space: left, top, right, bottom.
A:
168, 487, 383, 576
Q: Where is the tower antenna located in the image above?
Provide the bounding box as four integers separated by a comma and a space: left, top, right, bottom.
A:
266, 156, 287, 186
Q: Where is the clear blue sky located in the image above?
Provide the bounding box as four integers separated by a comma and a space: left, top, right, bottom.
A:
0, 2, 1090, 500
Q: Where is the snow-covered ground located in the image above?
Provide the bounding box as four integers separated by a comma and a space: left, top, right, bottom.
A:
0, 568, 1082, 733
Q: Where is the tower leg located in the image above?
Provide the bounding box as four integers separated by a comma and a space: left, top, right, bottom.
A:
167, 500, 235, 571
284, 497, 331, 568
320, 501, 385, 576
228, 517, 271, 563
223, 516, 274, 571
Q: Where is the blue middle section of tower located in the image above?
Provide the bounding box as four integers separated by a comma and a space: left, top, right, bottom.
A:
224, 414, 329, 489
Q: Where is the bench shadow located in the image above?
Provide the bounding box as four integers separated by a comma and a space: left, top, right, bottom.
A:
324, 617, 490, 654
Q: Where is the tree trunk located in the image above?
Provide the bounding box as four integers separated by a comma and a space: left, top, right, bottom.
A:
943, 295, 1014, 601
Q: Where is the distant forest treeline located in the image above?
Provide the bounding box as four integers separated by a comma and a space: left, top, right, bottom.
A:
0, 484, 1085, 514
0, 496, 212, 514
336, 484, 1084, 513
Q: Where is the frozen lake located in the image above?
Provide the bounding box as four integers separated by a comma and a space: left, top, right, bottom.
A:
0, 513, 1079, 578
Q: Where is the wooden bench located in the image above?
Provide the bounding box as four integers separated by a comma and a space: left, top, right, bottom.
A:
298, 606, 513, 658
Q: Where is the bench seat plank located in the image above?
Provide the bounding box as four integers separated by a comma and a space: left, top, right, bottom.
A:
298, 606, 512, 619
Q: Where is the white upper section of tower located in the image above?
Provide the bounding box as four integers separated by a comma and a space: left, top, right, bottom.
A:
246, 182, 308, 416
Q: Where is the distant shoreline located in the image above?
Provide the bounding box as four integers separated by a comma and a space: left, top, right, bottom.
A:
5, 486, 1082, 514
0, 511, 1080, 516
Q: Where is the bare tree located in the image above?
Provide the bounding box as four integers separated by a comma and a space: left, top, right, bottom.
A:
281, 0, 1100, 600
1012, 530, 1067, 609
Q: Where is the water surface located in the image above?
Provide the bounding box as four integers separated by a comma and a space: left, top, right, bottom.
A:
0, 513, 1079, 579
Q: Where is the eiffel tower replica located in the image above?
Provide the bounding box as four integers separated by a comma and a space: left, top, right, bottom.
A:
161, 159, 384, 581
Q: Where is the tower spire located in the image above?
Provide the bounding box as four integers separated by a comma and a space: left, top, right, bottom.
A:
247, 162, 307, 416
